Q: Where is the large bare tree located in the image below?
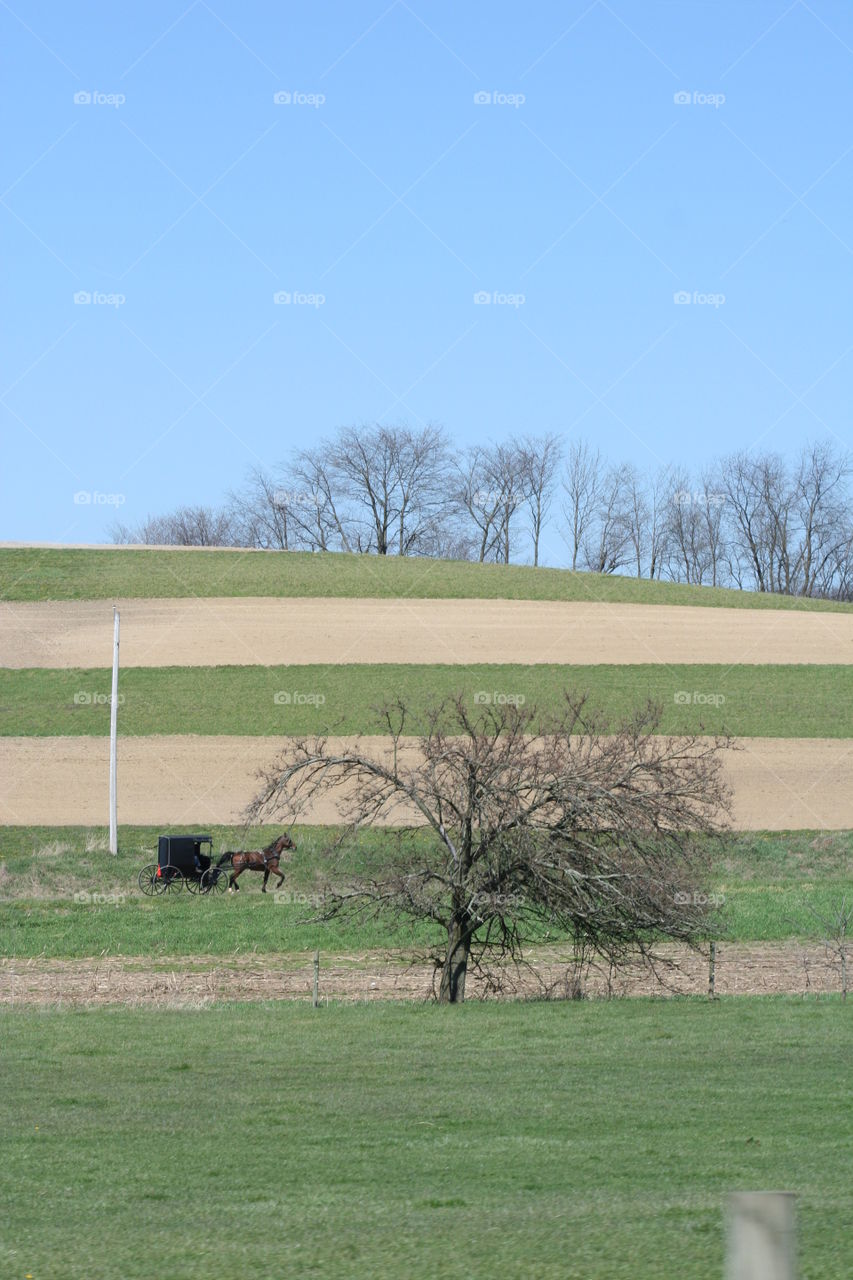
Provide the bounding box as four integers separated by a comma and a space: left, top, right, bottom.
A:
248, 695, 731, 1003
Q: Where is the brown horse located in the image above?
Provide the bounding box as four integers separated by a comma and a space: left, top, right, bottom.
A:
215, 832, 296, 893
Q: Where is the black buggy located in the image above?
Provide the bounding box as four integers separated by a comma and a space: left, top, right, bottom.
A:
137, 834, 228, 896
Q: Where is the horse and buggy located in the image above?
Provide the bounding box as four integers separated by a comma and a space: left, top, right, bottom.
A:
137, 832, 295, 896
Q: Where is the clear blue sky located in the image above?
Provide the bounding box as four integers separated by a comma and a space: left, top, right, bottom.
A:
2, 0, 852, 547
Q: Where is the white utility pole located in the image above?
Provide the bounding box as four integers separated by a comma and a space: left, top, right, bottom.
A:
109, 606, 120, 854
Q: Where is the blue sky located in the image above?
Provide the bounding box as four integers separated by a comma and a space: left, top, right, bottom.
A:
2, 0, 852, 547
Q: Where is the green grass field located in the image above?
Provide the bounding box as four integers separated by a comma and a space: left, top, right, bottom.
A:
3, 663, 853, 738
1, 826, 851, 957
2, 999, 851, 1280
3, 545, 852, 609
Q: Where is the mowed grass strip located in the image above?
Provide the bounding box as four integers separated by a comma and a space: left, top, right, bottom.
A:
3, 545, 853, 609
3, 663, 852, 738
2, 1000, 852, 1280
1, 826, 851, 956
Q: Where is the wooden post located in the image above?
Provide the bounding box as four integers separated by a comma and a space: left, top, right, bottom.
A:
709, 941, 716, 999
109, 607, 120, 855
726, 1192, 796, 1279
312, 950, 319, 1008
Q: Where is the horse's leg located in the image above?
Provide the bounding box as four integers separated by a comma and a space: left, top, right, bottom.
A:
230, 865, 241, 892
262, 867, 270, 894
274, 864, 285, 889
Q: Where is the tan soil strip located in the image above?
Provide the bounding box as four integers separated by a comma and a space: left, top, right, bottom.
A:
0, 943, 842, 1006
3, 597, 852, 668
1, 735, 852, 829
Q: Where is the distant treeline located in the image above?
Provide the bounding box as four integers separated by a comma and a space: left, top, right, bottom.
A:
112, 426, 853, 599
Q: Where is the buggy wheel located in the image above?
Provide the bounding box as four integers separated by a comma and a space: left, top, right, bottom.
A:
157, 865, 183, 894
201, 866, 229, 895
185, 874, 203, 894
138, 864, 158, 896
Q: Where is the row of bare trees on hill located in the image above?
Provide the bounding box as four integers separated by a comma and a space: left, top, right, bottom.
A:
111, 425, 853, 599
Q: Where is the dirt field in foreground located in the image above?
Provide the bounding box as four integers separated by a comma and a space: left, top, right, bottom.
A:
4, 596, 853, 667
0, 943, 844, 1006
1, 734, 851, 829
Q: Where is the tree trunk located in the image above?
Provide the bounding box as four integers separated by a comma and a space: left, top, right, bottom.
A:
438, 912, 471, 1003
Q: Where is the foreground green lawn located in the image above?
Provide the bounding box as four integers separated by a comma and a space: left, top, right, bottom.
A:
4, 663, 853, 738
1, 826, 851, 957
2, 1000, 851, 1280
3, 545, 852, 609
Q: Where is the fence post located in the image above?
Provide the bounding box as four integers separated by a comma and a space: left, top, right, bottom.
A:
709, 941, 716, 999
313, 950, 320, 1009
726, 1192, 796, 1280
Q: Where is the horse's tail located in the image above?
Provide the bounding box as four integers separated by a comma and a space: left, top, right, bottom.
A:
216, 851, 234, 868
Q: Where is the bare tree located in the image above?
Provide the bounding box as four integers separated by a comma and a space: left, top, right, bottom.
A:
699, 468, 727, 588
290, 446, 354, 552
561, 440, 604, 571
646, 465, 673, 581
519, 433, 562, 567
228, 467, 292, 550
248, 694, 732, 1003
582, 463, 633, 574
388, 425, 454, 556
622, 464, 650, 579
111, 504, 238, 546
312, 424, 450, 556
791, 442, 852, 597
454, 446, 509, 563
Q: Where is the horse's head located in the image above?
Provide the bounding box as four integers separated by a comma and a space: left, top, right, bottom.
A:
273, 832, 296, 854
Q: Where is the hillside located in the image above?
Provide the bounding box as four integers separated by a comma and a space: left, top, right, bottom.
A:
2, 545, 852, 610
